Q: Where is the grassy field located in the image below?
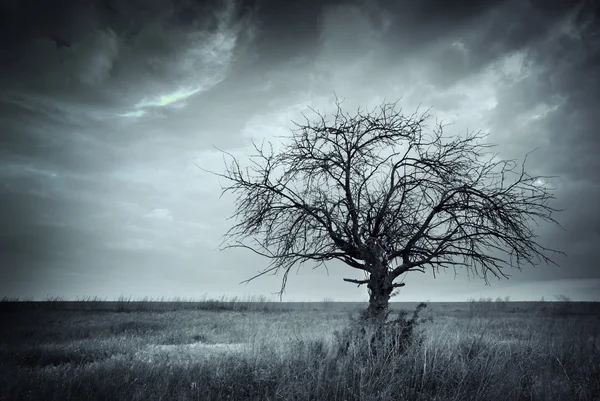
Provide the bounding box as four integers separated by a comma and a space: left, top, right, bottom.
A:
0, 298, 599, 401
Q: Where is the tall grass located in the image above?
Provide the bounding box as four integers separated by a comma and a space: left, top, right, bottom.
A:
0, 294, 277, 313
1, 299, 598, 400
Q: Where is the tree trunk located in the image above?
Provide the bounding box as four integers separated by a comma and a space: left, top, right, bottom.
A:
365, 272, 393, 325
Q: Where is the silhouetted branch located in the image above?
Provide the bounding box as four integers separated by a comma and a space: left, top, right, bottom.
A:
343, 278, 369, 287
201, 96, 563, 301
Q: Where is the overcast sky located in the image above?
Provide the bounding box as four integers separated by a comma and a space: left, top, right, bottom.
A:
1, 0, 599, 302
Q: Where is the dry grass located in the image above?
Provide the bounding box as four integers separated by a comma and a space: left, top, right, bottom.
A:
0, 297, 598, 400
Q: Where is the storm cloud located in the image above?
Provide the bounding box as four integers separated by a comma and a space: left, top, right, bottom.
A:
0, 0, 598, 301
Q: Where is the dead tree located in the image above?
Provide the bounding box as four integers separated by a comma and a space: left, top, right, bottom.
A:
205, 98, 563, 324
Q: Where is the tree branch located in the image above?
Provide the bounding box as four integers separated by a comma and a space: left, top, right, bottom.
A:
201, 96, 563, 299
343, 278, 369, 287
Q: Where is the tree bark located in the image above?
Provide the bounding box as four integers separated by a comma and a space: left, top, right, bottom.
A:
364, 270, 393, 325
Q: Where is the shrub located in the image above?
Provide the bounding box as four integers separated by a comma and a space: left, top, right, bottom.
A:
333, 302, 430, 359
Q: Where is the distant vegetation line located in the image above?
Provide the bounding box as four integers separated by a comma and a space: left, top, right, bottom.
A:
0, 294, 596, 315
0, 294, 579, 303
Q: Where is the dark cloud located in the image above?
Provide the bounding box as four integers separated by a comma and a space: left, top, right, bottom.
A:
0, 0, 598, 300
478, 1, 600, 284
0, 0, 257, 296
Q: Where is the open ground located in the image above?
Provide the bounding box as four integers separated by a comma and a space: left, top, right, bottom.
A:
1, 298, 599, 401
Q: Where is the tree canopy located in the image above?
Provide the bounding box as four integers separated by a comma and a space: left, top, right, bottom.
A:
207, 99, 563, 321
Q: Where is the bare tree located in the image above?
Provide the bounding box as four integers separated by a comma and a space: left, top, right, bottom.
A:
206, 99, 563, 324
